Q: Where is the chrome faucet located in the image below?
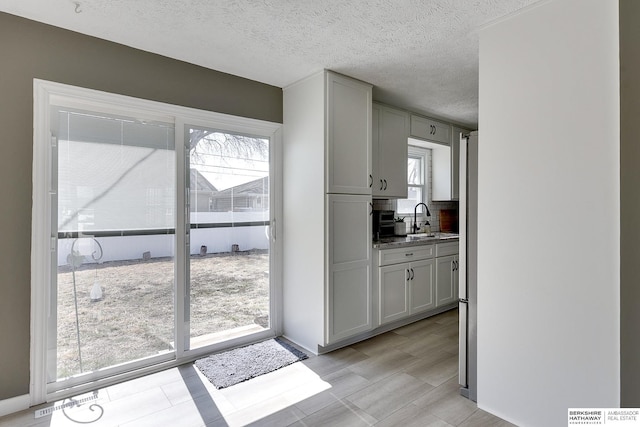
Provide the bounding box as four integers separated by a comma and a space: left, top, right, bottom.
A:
413, 202, 431, 234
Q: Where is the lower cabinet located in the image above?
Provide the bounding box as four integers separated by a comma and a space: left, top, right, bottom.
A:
377, 245, 435, 326
326, 194, 373, 344
435, 254, 459, 307
328, 262, 372, 343
377, 241, 459, 327
410, 259, 437, 313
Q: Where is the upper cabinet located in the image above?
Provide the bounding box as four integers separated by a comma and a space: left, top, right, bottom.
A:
410, 115, 451, 145
326, 72, 373, 195
372, 103, 408, 198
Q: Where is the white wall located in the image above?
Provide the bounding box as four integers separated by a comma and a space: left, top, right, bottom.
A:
477, 1, 619, 425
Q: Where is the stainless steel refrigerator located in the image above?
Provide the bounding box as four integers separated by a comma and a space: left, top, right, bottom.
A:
458, 130, 478, 402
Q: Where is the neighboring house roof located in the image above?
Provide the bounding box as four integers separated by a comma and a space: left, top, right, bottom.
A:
210, 176, 268, 199
190, 169, 217, 192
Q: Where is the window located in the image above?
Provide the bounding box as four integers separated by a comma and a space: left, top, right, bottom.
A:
397, 146, 429, 215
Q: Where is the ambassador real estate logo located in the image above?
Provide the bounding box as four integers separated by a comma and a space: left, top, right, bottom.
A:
568, 409, 640, 425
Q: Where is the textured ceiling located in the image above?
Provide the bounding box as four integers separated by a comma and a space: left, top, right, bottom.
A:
0, 0, 541, 128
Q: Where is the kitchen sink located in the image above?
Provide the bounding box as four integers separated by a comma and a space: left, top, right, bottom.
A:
407, 233, 438, 240
407, 232, 459, 241
438, 233, 460, 240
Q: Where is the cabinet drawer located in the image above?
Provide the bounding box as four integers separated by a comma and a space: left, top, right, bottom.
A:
435, 241, 459, 257
379, 245, 434, 266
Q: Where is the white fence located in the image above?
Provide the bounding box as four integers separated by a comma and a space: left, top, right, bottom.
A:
57, 212, 270, 266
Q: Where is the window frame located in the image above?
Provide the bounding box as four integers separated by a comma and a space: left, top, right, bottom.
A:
397, 145, 430, 216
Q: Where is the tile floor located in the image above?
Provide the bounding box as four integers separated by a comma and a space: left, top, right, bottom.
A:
0, 309, 514, 427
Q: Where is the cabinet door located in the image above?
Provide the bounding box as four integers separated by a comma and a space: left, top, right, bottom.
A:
436, 255, 456, 307
329, 263, 371, 342
410, 115, 451, 144
326, 72, 372, 195
409, 259, 435, 314
374, 104, 408, 198
327, 194, 372, 343
379, 264, 410, 325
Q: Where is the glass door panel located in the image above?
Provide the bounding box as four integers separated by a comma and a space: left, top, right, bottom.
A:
50, 108, 176, 383
187, 127, 271, 349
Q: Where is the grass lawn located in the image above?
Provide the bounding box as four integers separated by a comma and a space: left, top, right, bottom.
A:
55, 250, 269, 379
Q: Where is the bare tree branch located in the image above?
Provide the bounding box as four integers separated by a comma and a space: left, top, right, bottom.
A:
189, 130, 268, 165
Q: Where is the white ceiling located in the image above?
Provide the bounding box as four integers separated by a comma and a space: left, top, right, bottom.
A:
0, 0, 541, 128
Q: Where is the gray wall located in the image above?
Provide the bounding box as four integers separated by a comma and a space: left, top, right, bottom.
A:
0, 11, 282, 400
620, 0, 640, 407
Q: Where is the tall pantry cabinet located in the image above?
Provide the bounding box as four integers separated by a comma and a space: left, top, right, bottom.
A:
283, 71, 373, 353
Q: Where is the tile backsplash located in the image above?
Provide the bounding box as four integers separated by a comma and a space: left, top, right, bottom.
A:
372, 198, 458, 233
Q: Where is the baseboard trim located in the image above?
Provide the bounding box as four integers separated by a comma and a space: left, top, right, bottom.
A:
0, 394, 30, 418
317, 303, 458, 354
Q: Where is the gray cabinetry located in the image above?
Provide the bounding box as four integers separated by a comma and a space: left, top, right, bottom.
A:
410, 114, 451, 144
372, 103, 408, 198
377, 245, 435, 326
283, 70, 373, 352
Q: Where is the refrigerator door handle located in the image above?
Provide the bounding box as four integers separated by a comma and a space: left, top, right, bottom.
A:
459, 299, 468, 388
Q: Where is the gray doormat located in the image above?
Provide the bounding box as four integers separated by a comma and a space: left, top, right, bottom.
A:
194, 338, 308, 389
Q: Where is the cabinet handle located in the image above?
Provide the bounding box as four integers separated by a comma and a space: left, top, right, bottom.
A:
369, 174, 373, 188
380, 179, 384, 190
405, 253, 413, 257
383, 179, 387, 190
369, 202, 373, 216
406, 269, 410, 281
410, 268, 414, 280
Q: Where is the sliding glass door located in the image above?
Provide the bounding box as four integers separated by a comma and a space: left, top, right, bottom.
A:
186, 127, 271, 350
34, 81, 280, 398
50, 108, 177, 385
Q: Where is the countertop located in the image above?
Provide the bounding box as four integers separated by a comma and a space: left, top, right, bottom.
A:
372, 232, 459, 249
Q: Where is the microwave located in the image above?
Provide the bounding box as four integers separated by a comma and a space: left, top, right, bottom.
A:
373, 210, 395, 238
